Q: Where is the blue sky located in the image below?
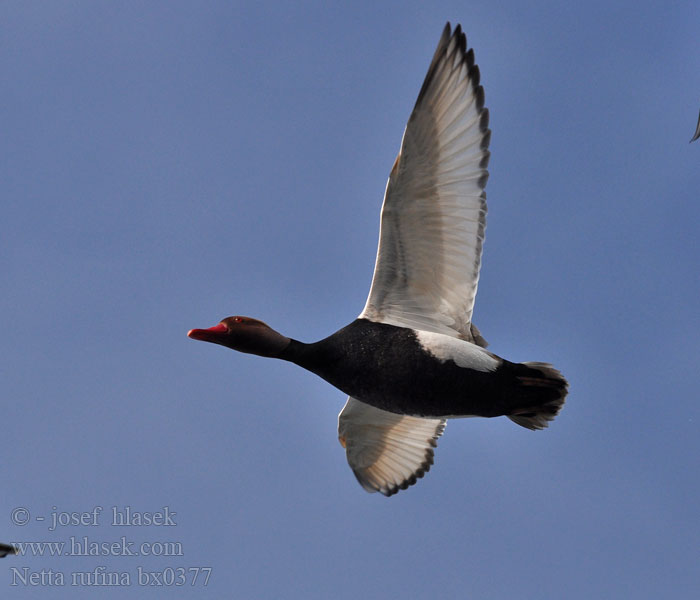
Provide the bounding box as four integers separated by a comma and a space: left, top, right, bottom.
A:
3, 1, 700, 598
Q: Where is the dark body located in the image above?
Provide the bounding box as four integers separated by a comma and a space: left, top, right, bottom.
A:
279, 319, 557, 419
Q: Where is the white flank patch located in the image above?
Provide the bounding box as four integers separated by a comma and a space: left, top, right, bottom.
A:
415, 330, 500, 372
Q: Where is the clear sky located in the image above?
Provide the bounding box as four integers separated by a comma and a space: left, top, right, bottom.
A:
3, 1, 700, 598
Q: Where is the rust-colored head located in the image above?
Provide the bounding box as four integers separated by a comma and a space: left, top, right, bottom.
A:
188, 316, 290, 358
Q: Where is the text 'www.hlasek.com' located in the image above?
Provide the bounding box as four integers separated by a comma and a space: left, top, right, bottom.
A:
6, 505, 211, 588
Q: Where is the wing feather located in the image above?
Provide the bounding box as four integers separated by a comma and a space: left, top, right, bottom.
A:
338, 397, 446, 496
359, 23, 490, 341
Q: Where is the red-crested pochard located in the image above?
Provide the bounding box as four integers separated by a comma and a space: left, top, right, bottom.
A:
190, 23, 568, 496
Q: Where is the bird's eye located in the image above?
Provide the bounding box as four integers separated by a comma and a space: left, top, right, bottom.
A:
234, 317, 243, 323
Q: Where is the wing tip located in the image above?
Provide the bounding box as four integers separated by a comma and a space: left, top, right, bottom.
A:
468, 56, 480, 86
410, 23, 491, 195
415, 23, 484, 111
441, 21, 452, 41
479, 107, 490, 131
690, 109, 700, 142
481, 128, 492, 150
479, 151, 491, 170
455, 25, 466, 56
375, 450, 435, 497
474, 84, 485, 110
344, 409, 446, 497
376, 420, 446, 497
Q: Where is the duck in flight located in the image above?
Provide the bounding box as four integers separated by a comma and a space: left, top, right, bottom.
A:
189, 23, 568, 496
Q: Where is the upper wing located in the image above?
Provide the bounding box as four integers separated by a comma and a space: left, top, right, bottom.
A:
338, 397, 446, 496
359, 23, 490, 340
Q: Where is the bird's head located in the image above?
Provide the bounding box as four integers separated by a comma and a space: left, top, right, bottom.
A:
188, 316, 290, 358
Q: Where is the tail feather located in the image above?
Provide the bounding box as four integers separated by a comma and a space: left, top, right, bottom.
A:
507, 362, 568, 430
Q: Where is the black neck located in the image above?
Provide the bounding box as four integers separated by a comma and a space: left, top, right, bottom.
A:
278, 338, 311, 364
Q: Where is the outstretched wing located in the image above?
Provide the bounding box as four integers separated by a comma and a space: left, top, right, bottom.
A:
338, 397, 446, 496
359, 23, 490, 341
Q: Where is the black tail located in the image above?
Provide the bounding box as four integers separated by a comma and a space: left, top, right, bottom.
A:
507, 362, 568, 430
